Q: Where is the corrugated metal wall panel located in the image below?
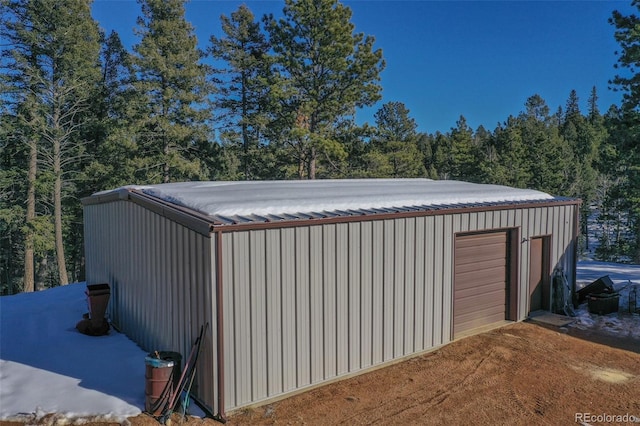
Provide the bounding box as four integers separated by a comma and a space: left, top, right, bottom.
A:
519, 208, 531, 317
423, 216, 435, 349
553, 206, 562, 265
249, 230, 267, 401
393, 219, 405, 359
404, 218, 416, 355
323, 225, 337, 380
336, 223, 350, 374
442, 215, 454, 341
197, 235, 216, 407
266, 229, 283, 396
413, 217, 426, 351
83, 200, 217, 414
281, 228, 297, 393
295, 227, 311, 388
226, 234, 240, 402
371, 221, 384, 365
86, 197, 578, 414
359, 222, 373, 369
309, 226, 323, 384
433, 215, 445, 346
476, 211, 485, 230
344, 223, 358, 373
382, 220, 394, 361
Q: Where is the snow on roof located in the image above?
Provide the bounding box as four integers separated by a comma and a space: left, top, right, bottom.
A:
124, 179, 554, 218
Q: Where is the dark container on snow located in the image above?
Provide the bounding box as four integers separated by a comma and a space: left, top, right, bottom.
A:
587, 293, 620, 315
144, 351, 182, 415
85, 283, 110, 328
577, 275, 614, 303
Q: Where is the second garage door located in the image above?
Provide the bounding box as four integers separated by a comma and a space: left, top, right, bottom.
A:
454, 231, 508, 338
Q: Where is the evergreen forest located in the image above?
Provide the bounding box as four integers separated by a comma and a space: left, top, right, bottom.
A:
1, 0, 639, 294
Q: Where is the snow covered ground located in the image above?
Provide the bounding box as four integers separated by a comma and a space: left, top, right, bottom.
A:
0, 283, 146, 423
1, 261, 639, 423
572, 260, 640, 339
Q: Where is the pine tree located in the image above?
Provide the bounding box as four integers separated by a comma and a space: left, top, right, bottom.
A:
209, 5, 271, 180
609, 1, 640, 262
520, 95, 574, 196
82, 31, 141, 192
430, 132, 452, 180
367, 102, 425, 178
449, 116, 479, 181
2, 0, 103, 289
587, 86, 602, 125
487, 116, 531, 188
560, 90, 600, 252
596, 106, 629, 261
265, 0, 385, 179
334, 122, 375, 178
417, 133, 438, 179
0, 101, 27, 294
132, 0, 212, 183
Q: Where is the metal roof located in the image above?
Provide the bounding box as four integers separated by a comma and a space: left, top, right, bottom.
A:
195, 196, 577, 227
83, 180, 579, 232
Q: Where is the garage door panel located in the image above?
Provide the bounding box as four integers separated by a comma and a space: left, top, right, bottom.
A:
454, 310, 506, 332
455, 281, 505, 299
455, 290, 505, 312
456, 244, 507, 264
453, 304, 505, 326
454, 231, 508, 338
455, 267, 505, 289
456, 233, 506, 248
456, 257, 505, 274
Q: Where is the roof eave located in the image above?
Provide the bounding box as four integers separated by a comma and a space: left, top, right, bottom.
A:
83, 188, 580, 235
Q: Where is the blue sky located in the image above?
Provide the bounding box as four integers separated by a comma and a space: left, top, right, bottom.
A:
91, 0, 636, 134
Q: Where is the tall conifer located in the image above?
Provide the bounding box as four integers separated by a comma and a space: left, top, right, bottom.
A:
132, 0, 211, 183
2, 0, 102, 288
210, 5, 271, 180
609, 1, 640, 262
367, 102, 425, 178
265, 0, 384, 179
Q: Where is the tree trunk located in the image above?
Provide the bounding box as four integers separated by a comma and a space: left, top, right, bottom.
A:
53, 134, 69, 286
242, 71, 249, 180
309, 147, 317, 180
36, 256, 49, 291
163, 134, 170, 183
23, 138, 37, 293
298, 154, 305, 179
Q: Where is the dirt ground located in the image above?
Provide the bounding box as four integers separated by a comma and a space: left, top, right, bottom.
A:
4, 322, 639, 426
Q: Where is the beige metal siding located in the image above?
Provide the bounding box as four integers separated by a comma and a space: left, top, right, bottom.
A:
84, 195, 578, 415
220, 203, 577, 411
83, 201, 218, 413
222, 216, 453, 410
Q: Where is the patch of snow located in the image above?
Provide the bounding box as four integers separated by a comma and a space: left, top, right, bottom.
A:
105, 179, 554, 218
0, 284, 146, 423
571, 261, 640, 339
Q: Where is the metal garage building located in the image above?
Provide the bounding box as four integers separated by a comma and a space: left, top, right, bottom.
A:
82, 179, 579, 420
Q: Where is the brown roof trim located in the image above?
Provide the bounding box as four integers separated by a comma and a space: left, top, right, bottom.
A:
213, 197, 581, 232
83, 188, 215, 236
84, 188, 581, 235
81, 188, 128, 205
